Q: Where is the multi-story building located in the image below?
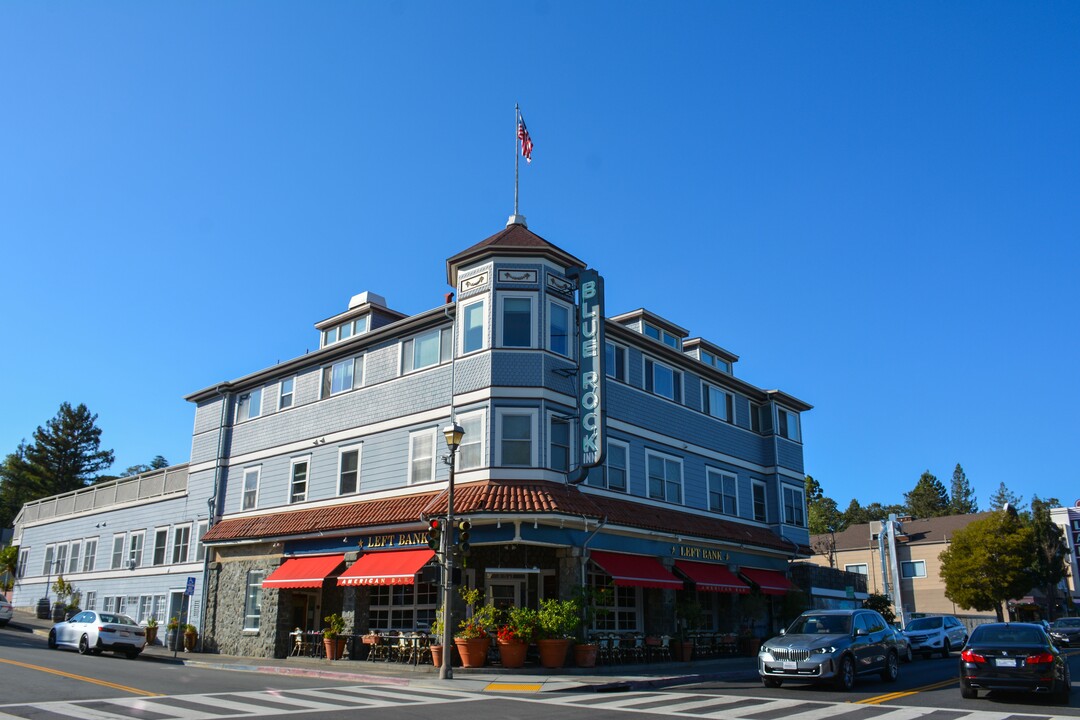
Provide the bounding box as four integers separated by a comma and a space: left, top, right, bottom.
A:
10, 465, 209, 633
1051, 504, 1080, 614
192, 219, 813, 657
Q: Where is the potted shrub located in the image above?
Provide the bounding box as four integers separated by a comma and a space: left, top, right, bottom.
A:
454, 587, 496, 668
166, 616, 181, 650
573, 585, 612, 668
51, 576, 74, 623
497, 605, 538, 669
536, 597, 580, 669
429, 609, 447, 667
144, 617, 158, 645
674, 597, 703, 662
322, 613, 346, 660
183, 623, 198, 652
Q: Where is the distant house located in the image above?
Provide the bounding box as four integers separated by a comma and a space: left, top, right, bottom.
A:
1050, 504, 1080, 614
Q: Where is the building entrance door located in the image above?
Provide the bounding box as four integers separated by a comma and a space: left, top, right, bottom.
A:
291, 591, 319, 631
486, 573, 525, 611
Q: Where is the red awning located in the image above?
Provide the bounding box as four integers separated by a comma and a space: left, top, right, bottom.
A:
337, 548, 436, 586
589, 550, 684, 590
262, 554, 345, 589
740, 567, 795, 596
674, 560, 751, 593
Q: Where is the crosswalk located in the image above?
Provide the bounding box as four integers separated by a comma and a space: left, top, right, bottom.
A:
0, 684, 490, 719
525, 689, 1071, 720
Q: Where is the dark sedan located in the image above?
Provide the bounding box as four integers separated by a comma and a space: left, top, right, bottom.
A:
959, 622, 1071, 703
1049, 617, 1080, 647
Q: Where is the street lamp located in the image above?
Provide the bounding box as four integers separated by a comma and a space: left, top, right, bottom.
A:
439, 421, 464, 681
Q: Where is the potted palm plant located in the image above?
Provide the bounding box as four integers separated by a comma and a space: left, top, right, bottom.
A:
536, 597, 581, 669
183, 623, 198, 652
144, 616, 158, 646
322, 613, 346, 660
454, 587, 496, 668
496, 605, 538, 669
573, 585, 612, 668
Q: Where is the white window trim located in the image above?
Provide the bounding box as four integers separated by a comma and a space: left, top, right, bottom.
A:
605, 438, 629, 492
194, 521, 208, 563
495, 408, 538, 467
782, 484, 806, 527
497, 293, 537, 349
751, 480, 768, 523
81, 539, 97, 573
324, 355, 365, 397
706, 467, 739, 515
288, 455, 311, 504
606, 341, 628, 382
127, 530, 145, 569
845, 563, 869, 575
171, 523, 193, 564
705, 384, 734, 423
644, 356, 683, 403
337, 443, 363, 495
278, 376, 295, 411
402, 327, 451, 374
645, 449, 684, 504
547, 410, 574, 472
455, 409, 486, 472
152, 527, 169, 566
546, 297, 574, 359
236, 388, 263, 423
408, 427, 439, 485
459, 296, 488, 356
777, 405, 801, 442
241, 466, 261, 511
901, 560, 927, 579
243, 570, 265, 631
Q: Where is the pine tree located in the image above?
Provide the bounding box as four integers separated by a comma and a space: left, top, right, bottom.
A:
904, 470, 950, 518
23, 402, 114, 496
988, 482, 1024, 512
947, 463, 978, 514
1028, 496, 1068, 620
0, 441, 34, 529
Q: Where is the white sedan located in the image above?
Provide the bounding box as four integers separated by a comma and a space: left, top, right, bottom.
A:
49, 610, 146, 658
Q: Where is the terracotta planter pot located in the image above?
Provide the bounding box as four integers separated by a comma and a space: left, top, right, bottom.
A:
498, 640, 528, 668
574, 642, 598, 668
454, 637, 489, 668
431, 644, 443, 667
537, 638, 572, 669
144, 627, 158, 645
323, 637, 346, 660
184, 632, 198, 652
672, 640, 694, 661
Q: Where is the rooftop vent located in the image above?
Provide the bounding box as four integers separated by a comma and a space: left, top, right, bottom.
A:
348, 291, 386, 310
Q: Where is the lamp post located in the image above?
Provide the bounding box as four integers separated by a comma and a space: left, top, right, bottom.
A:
439, 422, 465, 681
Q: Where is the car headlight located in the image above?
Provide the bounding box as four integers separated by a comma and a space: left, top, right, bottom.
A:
812, 646, 836, 654
760, 649, 775, 661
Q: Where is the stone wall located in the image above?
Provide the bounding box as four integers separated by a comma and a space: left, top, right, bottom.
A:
204, 544, 283, 658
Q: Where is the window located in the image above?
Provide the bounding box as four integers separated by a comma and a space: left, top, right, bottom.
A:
700, 350, 732, 374
289, 458, 309, 503
243, 571, 265, 630
82, 539, 96, 572
752, 481, 767, 523
901, 560, 926, 579
707, 469, 738, 515
549, 414, 571, 472
67, 540, 81, 574
588, 564, 640, 632
705, 386, 734, 423
750, 402, 763, 433
195, 521, 208, 563
338, 446, 361, 495
322, 316, 369, 347
403, 328, 452, 373
500, 295, 534, 348
42, 545, 55, 575
241, 467, 260, 511
84, 591, 96, 611
323, 357, 363, 396
461, 298, 487, 354
170, 524, 191, 564
17, 548, 28, 578
54, 544, 67, 574
110, 534, 125, 570
368, 573, 438, 631
409, 428, 437, 484
547, 299, 571, 357
646, 451, 682, 504
604, 439, 628, 492
457, 412, 485, 471
777, 407, 801, 441
127, 531, 145, 569
236, 389, 262, 422
497, 409, 536, 466
645, 358, 682, 402
153, 528, 169, 566
783, 485, 806, 527
644, 323, 680, 349
845, 563, 868, 575
605, 342, 626, 382
279, 377, 294, 410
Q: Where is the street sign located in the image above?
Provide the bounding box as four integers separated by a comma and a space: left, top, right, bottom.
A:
185, 576, 196, 596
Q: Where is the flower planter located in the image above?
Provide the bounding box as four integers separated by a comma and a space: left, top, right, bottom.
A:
323, 637, 346, 660
672, 640, 694, 662
51, 603, 67, 623
166, 629, 180, 650
454, 637, 489, 668
145, 626, 158, 646
497, 640, 528, 668
183, 632, 198, 652
573, 642, 598, 668
537, 638, 572, 669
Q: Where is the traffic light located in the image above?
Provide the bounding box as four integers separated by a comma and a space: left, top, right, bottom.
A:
426, 518, 442, 551
457, 519, 471, 555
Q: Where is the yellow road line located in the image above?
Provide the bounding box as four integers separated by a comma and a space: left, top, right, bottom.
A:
484, 682, 544, 693
0, 657, 162, 697
858, 677, 958, 705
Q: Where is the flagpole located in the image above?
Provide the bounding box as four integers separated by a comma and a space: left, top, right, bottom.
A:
514, 104, 520, 218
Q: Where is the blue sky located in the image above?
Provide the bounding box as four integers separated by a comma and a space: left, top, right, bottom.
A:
2, 2, 1077, 512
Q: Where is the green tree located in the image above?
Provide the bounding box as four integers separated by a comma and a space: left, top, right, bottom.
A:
988, 482, 1024, 512
939, 508, 1035, 621
1027, 496, 1068, 621
0, 544, 18, 592
863, 593, 896, 625
904, 470, 950, 518
0, 441, 35, 529
23, 403, 114, 497
947, 463, 978, 514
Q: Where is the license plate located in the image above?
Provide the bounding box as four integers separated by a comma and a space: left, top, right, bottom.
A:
995, 657, 1016, 667
783, 661, 798, 670
119, 631, 130, 637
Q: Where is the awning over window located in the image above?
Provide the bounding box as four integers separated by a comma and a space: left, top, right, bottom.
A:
337, 548, 436, 586
674, 560, 751, 593
740, 567, 795, 596
262, 554, 345, 589
589, 550, 684, 590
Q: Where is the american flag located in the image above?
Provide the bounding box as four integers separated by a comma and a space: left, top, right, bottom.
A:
518, 115, 533, 163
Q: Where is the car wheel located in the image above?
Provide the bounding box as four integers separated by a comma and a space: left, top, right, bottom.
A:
762, 677, 782, 688
78, 634, 91, 655
835, 655, 856, 691
880, 650, 899, 682
125, 648, 141, 660
48, 629, 57, 649
960, 682, 977, 700
902, 645, 913, 663
941, 639, 951, 658
0, 620, 8, 628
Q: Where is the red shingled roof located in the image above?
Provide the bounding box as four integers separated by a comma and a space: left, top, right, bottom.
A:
201, 479, 805, 555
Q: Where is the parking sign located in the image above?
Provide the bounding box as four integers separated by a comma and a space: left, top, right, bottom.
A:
185, 577, 196, 596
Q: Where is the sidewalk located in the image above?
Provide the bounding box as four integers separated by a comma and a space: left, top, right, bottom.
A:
7, 609, 758, 693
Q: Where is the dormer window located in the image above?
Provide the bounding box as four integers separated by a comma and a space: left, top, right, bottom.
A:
323, 315, 370, 347
644, 322, 680, 349
700, 350, 732, 374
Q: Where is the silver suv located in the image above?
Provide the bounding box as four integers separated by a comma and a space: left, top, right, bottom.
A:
902, 614, 966, 658
758, 609, 901, 691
